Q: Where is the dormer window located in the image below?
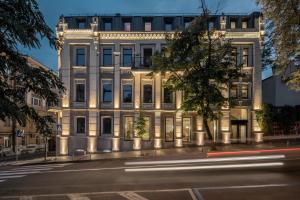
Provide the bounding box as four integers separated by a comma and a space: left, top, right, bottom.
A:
230, 20, 236, 29
124, 22, 131, 31
164, 18, 173, 31
145, 21, 152, 31
77, 18, 86, 29
242, 19, 248, 29
104, 19, 112, 31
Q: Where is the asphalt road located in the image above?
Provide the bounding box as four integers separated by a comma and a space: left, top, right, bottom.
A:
0, 151, 300, 200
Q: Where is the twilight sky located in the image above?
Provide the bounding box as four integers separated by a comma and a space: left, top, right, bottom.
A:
21, 0, 270, 78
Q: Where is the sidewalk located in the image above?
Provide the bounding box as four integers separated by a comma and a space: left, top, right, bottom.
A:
1, 141, 300, 167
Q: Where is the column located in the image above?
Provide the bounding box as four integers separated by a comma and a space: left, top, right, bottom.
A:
60, 110, 70, 155
89, 40, 98, 108
154, 111, 162, 149
155, 73, 161, 109
134, 73, 141, 109
61, 42, 70, 108
221, 110, 231, 144
195, 116, 205, 146
114, 52, 120, 109
88, 111, 97, 153
112, 111, 121, 151
175, 91, 183, 147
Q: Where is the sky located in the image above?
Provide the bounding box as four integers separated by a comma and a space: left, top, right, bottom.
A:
21, 0, 271, 78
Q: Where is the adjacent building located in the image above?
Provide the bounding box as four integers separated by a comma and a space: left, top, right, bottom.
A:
56, 12, 264, 155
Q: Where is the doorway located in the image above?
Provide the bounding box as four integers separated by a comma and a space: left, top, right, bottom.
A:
231, 120, 247, 143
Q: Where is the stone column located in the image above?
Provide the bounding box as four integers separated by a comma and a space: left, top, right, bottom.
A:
112, 111, 121, 151
61, 42, 71, 108
195, 116, 205, 146
88, 112, 97, 153
175, 91, 183, 147
154, 111, 162, 149
113, 52, 121, 109
155, 73, 161, 109
89, 40, 98, 108
134, 73, 141, 109
60, 110, 70, 155
221, 110, 231, 144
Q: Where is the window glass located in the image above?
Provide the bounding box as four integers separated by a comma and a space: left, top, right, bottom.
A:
123, 84, 132, 103
123, 48, 132, 66
232, 47, 238, 66
183, 118, 191, 142
103, 118, 112, 134
165, 23, 172, 31
77, 20, 86, 29
76, 117, 85, 134
145, 22, 151, 31
124, 22, 131, 31
242, 21, 248, 29
76, 83, 85, 102
230, 85, 238, 98
103, 48, 112, 66
142, 117, 150, 140
242, 48, 249, 67
241, 85, 248, 99
163, 87, 173, 103
103, 82, 112, 102
124, 116, 134, 140
143, 48, 152, 67
76, 48, 85, 66
143, 84, 152, 103
104, 22, 112, 31
230, 21, 236, 29
165, 117, 174, 142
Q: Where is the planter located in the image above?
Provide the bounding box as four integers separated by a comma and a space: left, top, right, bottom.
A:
254, 132, 264, 143
195, 131, 205, 146
133, 137, 142, 150
222, 132, 231, 144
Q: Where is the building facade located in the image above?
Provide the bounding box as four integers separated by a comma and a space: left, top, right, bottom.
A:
56, 12, 264, 155
0, 57, 51, 150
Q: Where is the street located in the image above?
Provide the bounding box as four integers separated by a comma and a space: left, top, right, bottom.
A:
0, 151, 300, 200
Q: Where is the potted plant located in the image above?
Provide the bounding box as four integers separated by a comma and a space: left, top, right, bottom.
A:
133, 110, 146, 151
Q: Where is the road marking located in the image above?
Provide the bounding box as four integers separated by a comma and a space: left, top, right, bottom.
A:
125, 162, 284, 172
0, 175, 25, 179
19, 196, 33, 200
196, 183, 290, 190
67, 194, 90, 200
0, 180, 6, 183
125, 155, 285, 166
189, 189, 202, 200
0, 171, 40, 176
119, 192, 149, 200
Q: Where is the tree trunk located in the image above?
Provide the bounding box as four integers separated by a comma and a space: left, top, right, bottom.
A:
203, 118, 217, 150
11, 118, 16, 153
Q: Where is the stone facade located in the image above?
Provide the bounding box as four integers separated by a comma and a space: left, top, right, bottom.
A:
56, 13, 264, 155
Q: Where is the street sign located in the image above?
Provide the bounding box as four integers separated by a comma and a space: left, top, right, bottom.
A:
16, 130, 24, 137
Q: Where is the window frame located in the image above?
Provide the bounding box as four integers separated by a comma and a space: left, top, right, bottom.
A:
102, 79, 113, 103
122, 47, 133, 67
143, 83, 153, 103
122, 83, 133, 103
75, 116, 86, 134
165, 117, 174, 142
142, 116, 151, 141
144, 21, 152, 31
242, 48, 249, 67
75, 48, 86, 66
123, 116, 134, 141
102, 48, 113, 66
101, 116, 113, 135
74, 79, 86, 102
124, 22, 131, 31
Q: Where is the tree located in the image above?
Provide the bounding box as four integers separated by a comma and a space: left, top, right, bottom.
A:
258, 0, 300, 89
134, 110, 147, 139
255, 104, 275, 134
151, 0, 243, 141
0, 0, 65, 152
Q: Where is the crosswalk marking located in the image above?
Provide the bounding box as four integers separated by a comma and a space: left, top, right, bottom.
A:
0, 163, 71, 184
119, 192, 149, 200
67, 194, 90, 200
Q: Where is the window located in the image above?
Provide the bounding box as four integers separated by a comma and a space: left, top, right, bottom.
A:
124, 116, 134, 140
102, 81, 112, 103
182, 118, 191, 142
241, 85, 249, 99
230, 85, 238, 98
165, 23, 172, 31
123, 48, 132, 66
32, 97, 41, 106
104, 21, 112, 31
163, 87, 173, 103
75, 82, 85, 102
165, 117, 174, 142
77, 19, 86, 29
76, 48, 85, 66
123, 84, 132, 103
230, 21, 236, 29
142, 117, 150, 140
76, 117, 86, 134
145, 21, 151, 31
143, 84, 152, 103
4, 137, 10, 148
242, 21, 248, 29
103, 48, 112, 66
232, 47, 238, 66
102, 117, 112, 135
143, 48, 152, 67
124, 22, 131, 31
242, 48, 249, 67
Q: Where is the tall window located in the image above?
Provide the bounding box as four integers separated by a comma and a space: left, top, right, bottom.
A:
230, 85, 238, 98
143, 84, 152, 103
75, 83, 85, 102
102, 81, 112, 103
143, 48, 152, 67
123, 48, 132, 66
102, 117, 112, 135
124, 116, 134, 140
104, 21, 112, 31
232, 47, 238, 66
142, 117, 150, 140
123, 84, 132, 103
241, 85, 249, 99
163, 87, 173, 103
242, 48, 249, 67
124, 22, 131, 31
76, 117, 86, 134
165, 117, 174, 142
145, 21, 151, 31
103, 48, 112, 66
76, 48, 85, 66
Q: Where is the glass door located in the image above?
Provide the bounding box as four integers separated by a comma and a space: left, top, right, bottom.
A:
231, 120, 247, 143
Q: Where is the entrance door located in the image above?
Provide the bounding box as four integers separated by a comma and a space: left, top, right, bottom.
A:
182, 118, 191, 142
231, 120, 247, 143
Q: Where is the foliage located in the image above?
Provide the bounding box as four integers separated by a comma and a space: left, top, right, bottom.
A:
134, 110, 147, 139
256, 104, 298, 134
0, 0, 65, 146
258, 0, 300, 89
151, 0, 243, 140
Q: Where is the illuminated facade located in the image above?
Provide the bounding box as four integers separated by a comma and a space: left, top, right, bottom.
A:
56, 12, 264, 155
